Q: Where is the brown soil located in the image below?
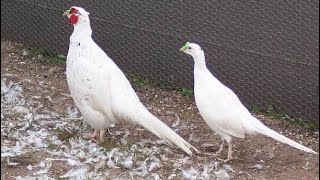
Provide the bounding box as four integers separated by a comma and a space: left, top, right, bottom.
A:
1, 41, 319, 180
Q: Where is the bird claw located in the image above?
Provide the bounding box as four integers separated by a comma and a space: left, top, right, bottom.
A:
82, 129, 105, 143
217, 153, 234, 163
83, 133, 97, 139
83, 130, 99, 142
203, 150, 232, 162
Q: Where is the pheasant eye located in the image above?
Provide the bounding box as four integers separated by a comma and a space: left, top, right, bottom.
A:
188, 47, 192, 50
70, 8, 78, 14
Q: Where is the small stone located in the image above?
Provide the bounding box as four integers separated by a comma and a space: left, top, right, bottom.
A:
27, 165, 33, 170
252, 164, 263, 170
123, 156, 133, 169
268, 152, 275, 159
77, 150, 86, 160
39, 161, 45, 168
48, 67, 57, 75
57, 54, 66, 59
223, 164, 235, 172
8, 123, 14, 128
120, 138, 127, 145
22, 50, 29, 56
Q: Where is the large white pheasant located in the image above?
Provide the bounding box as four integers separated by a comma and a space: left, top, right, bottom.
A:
62, 6, 199, 156
180, 42, 318, 161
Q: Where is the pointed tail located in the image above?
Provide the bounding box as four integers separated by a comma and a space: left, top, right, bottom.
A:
250, 117, 318, 154
132, 107, 200, 156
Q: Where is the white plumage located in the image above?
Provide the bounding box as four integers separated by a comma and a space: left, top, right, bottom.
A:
63, 6, 199, 156
180, 42, 318, 161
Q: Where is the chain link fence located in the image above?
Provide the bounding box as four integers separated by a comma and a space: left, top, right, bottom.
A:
1, 0, 319, 122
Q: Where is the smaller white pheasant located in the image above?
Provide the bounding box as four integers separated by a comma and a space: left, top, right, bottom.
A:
180, 42, 318, 161
62, 6, 199, 156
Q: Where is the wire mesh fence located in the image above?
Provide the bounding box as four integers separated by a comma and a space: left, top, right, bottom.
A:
1, 0, 319, 122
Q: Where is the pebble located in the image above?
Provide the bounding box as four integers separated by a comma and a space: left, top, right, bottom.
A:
27, 165, 33, 170
77, 150, 86, 160
252, 164, 263, 170
22, 50, 29, 56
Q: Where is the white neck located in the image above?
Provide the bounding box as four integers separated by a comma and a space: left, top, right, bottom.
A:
193, 52, 222, 87
193, 52, 207, 70
70, 21, 92, 42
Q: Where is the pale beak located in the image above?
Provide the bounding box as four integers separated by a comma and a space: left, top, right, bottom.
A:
180, 42, 190, 52
63, 9, 71, 16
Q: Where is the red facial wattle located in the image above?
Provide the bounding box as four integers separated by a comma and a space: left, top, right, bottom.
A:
68, 14, 79, 24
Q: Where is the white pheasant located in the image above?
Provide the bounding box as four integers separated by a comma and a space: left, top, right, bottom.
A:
180, 42, 318, 161
62, 6, 199, 156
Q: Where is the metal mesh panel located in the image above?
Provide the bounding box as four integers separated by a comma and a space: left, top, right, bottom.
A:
1, 0, 319, 122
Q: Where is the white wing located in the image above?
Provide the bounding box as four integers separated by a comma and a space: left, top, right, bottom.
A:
195, 69, 253, 138
68, 40, 198, 155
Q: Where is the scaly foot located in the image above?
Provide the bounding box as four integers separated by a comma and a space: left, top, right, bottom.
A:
83, 129, 99, 142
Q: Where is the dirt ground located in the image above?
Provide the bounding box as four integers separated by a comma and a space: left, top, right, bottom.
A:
1, 41, 319, 179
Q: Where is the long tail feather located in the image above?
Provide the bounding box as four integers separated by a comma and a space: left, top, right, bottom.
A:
133, 107, 200, 156
251, 117, 318, 154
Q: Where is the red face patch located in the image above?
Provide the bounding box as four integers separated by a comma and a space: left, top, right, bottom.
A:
68, 14, 79, 24
68, 8, 79, 25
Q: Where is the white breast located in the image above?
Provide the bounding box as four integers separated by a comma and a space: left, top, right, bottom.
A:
66, 41, 117, 129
